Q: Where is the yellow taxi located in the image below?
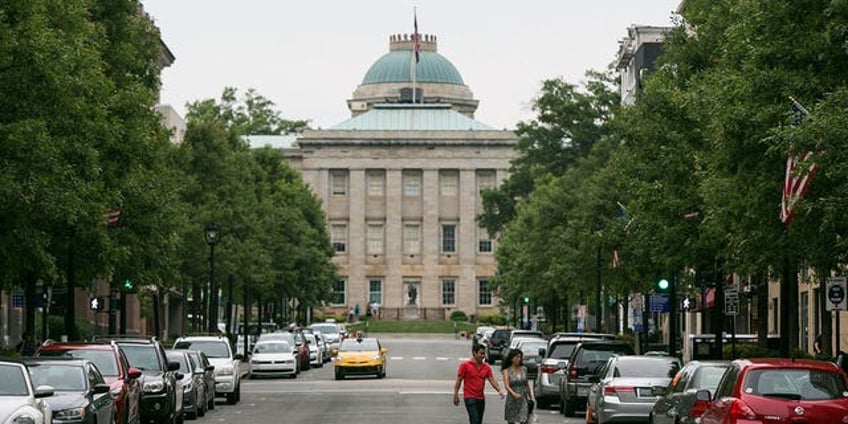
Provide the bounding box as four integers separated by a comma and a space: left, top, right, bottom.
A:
333, 337, 387, 380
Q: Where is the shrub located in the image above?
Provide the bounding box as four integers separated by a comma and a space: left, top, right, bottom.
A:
477, 313, 505, 325
450, 310, 468, 321
722, 343, 779, 359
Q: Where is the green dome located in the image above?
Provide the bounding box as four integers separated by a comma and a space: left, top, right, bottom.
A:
362, 50, 464, 85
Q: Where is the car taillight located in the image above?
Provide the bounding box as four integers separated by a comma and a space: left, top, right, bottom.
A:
568, 363, 578, 379
688, 398, 709, 418
603, 386, 633, 396
728, 398, 756, 420
540, 364, 558, 374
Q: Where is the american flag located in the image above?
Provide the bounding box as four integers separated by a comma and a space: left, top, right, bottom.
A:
413, 12, 421, 63
780, 97, 819, 225
104, 209, 121, 227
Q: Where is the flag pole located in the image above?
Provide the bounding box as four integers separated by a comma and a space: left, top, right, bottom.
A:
412, 7, 419, 104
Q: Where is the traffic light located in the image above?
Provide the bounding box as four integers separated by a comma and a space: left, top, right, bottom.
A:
523, 296, 530, 304
656, 278, 670, 293
121, 278, 137, 293
89, 297, 105, 311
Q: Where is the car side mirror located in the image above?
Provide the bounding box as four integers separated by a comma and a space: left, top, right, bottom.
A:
167, 361, 180, 372
92, 383, 110, 394
651, 385, 667, 396
205, 365, 215, 372
127, 367, 142, 379
34, 385, 54, 398
234, 353, 243, 360
174, 372, 184, 380
695, 389, 711, 402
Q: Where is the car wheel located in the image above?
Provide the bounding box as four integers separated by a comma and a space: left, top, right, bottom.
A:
537, 398, 549, 410
197, 399, 206, 418
290, 372, 297, 379
226, 390, 237, 405
563, 397, 575, 417
335, 369, 344, 380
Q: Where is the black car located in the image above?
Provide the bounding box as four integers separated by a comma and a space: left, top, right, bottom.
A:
558, 339, 635, 416
485, 329, 512, 363
25, 358, 115, 424
114, 338, 183, 424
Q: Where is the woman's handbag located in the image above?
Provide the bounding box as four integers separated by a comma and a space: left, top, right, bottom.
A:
527, 398, 535, 415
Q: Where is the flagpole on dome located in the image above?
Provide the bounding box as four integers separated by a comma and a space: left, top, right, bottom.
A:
411, 7, 420, 104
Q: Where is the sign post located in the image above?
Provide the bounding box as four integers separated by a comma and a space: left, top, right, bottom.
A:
827, 277, 847, 355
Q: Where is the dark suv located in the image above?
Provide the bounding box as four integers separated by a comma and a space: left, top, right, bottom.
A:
558, 339, 634, 416
485, 329, 512, 363
534, 333, 614, 409
112, 337, 183, 424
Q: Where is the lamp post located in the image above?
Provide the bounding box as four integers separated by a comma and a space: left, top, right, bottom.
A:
205, 223, 220, 333
592, 223, 604, 333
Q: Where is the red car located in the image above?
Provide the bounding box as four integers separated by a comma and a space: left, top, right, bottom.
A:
36, 341, 142, 424
699, 358, 848, 424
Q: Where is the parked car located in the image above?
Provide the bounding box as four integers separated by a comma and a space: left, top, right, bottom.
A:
559, 339, 635, 416
257, 332, 307, 372
113, 337, 183, 424
699, 358, 848, 424
315, 332, 332, 363
304, 333, 324, 368
333, 337, 387, 380
184, 350, 215, 412
535, 333, 614, 409
249, 340, 298, 378
485, 328, 513, 364
515, 339, 547, 382
501, 335, 545, 365
166, 350, 206, 419
172, 335, 242, 405
36, 341, 141, 424
308, 323, 343, 352
585, 355, 681, 424
0, 360, 54, 424
649, 360, 731, 424
26, 358, 116, 424
472, 326, 496, 345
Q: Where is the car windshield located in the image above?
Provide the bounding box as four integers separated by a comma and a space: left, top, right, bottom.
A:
745, 368, 847, 400
38, 349, 119, 377
174, 340, 231, 358
614, 359, 679, 378
119, 345, 161, 371
691, 365, 728, 391
254, 342, 291, 353
0, 364, 30, 396
28, 364, 86, 391
339, 339, 379, 352
549, 344, 575, 359
310, 325, 339, 335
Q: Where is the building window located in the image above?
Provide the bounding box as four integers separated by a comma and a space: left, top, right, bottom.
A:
477, 170, 496, 195
441, 278, 456, 306
403, 223, 421, 255
478, 278, 493, 306
330, 170, 348, 196
366, 170, 384, 197
440, 170, 459, 196
368, 278, 383, 305
332, 279, 346, 305
331, 224, 347, 253
403, 170, 422, 197
478, 227, 492, 253
441, 224, 457, 253
367, 223, 384, 255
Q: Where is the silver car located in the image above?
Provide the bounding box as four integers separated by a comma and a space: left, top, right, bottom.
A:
0, 361, 53, 424
586, 355, 681, 424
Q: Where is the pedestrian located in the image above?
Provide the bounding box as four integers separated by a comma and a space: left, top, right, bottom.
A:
453, 344, 505, 424
348, 307, 355, 323
814, 333, 823, 355
370, 301, 380, 319
16, 332, 36, 357
501, 348, 534, 424
354, 304, 361, 321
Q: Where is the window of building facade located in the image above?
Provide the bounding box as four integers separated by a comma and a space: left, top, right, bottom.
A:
366, 170, 385, 196
441, 224, 457, 253
478, 278, 493, 306
332, 279, 346, 305
478, 227, 492, 253
476, 170, 496, 195
368, 278, 383, 305
331, 224, 347, 253
403, 223, 421, 255
440, 170, 459, 196
330, 170, 348, 196
403, 170, 422, 197
366, 223, 384, 255
441, 278, 456, 306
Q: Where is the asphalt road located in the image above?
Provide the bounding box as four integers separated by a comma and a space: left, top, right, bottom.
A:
212, 334, 587, 424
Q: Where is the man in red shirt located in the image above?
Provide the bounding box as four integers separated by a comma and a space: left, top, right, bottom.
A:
453, 344, 505, 424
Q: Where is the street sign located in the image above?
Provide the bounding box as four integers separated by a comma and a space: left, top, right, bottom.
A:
725, 290, 739, 316
649, 293, 670, 313
827, 277, 848, 311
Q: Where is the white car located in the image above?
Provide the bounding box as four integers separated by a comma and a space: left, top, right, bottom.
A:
0, 361, 54, 424
248, 341, 298, 378
304, 334, 323, 368
173, 336, 242, 405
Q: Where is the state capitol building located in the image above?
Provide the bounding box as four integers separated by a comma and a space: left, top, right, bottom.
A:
251, 32, 518, 320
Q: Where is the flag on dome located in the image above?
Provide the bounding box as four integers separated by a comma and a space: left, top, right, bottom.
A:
413, 11, 421, 63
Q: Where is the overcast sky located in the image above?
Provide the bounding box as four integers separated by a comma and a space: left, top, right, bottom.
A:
141, 1, 681, 130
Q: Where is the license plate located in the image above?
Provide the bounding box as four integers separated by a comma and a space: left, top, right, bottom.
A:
637, 388, 655, 397
577, 386, 588, 397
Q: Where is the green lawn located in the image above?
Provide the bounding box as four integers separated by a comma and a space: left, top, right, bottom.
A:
344, 319, 477, 334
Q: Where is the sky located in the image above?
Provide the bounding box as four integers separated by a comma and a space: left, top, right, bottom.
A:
141, 1, 681, 131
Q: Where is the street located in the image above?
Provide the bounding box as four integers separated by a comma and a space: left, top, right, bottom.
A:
217, 335, 587, 423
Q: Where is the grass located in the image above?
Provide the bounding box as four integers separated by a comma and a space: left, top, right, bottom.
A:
345, 319, 477, 334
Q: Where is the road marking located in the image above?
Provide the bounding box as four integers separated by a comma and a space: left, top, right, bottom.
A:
412, 356, 426, 360
435, 357, 449, 360
391, 356, 403, 360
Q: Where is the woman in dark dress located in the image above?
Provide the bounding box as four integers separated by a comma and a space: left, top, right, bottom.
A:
501, 348, 534, 424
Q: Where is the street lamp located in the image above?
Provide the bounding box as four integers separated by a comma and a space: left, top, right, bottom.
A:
592, 223, 604, 333
205, 223, 220, 333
